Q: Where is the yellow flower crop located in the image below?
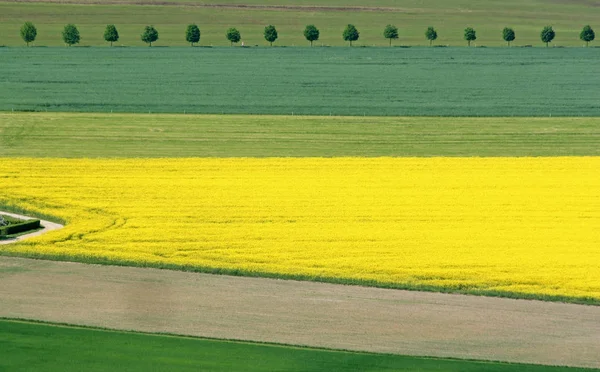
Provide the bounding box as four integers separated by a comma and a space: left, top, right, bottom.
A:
1, 157, 599, 301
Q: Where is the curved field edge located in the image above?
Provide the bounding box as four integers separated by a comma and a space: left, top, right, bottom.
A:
0, 202, 66, 225
0, 201, 597, 306
1, 251, 597, 306
0, 318, 595, 372
1, 155, 599, 306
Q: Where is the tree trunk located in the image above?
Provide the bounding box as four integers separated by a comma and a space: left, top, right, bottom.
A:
310, 40, 313, 47
507, 41, 510, 47
27, 42, 29, 47
468, 40, 471, 47
429, 40, 432, 46
546, 42, 549, 47
586, 41, 589, 47
350, 40, 352, 47
110, 41, 113, 47
270, 41, 272, 46
150, 42, 152, 47
389, 38, 391, 47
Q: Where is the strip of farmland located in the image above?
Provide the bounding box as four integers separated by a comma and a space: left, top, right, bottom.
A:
1, 0, 599, 47
2, 113, 600, 157
1, 256, 599, 368
2, 48, 600, 116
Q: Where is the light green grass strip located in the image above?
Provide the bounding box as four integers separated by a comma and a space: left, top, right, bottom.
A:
0, 318, 596, 372
1, 113, 600, 157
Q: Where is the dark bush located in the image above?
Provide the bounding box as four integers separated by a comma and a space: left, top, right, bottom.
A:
0, 219, 41, 236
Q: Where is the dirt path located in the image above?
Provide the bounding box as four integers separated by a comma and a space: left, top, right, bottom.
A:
3, 0, 410, 12
0, 212, 63, 245
0, 256, 598, 368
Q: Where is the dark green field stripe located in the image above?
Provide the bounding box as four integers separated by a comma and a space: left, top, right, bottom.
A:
1, 48, 600, 116
1, 113, 599, 157
0, 319, 595, 372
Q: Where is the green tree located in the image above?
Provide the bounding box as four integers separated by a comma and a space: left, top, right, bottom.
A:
383, 24, 398, 46
464, 27, 476, 46
141, 25, 159, 47
20, 22, 37, 47
342, 24, 359, 46
502, 27, 515, 47
226, 27, 241, 46
104, 24, 119, 47
264, 25, 278, 46
303, 24, 319, 47
580, 25, 595, 47
62, 24, 80, 47
186, 24, 200, 46
541, 26, 555, 47
425, 26, 437, 46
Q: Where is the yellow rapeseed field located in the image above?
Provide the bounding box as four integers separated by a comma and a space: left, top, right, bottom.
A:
1, 158, 599, 301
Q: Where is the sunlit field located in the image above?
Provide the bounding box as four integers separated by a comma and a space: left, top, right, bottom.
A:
1, 157, 599, 303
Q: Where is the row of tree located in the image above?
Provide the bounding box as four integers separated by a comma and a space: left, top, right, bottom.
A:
19, 22, 596, 47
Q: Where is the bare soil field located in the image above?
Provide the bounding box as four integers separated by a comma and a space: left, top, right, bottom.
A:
1, 256, 598, 368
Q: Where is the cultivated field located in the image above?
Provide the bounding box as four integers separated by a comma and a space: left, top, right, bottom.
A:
1, 0, 599, 46
2, 48, 600, 116
2, 113, 600, 157
2, 257, 600, 368
3, 0, 600, 369
2, 319, 594, 371
2, 157, 599, 303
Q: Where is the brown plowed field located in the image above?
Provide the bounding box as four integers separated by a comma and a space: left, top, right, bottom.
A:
1, 256, 599, 368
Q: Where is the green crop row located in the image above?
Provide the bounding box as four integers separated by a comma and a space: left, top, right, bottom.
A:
2, 47, 599, 116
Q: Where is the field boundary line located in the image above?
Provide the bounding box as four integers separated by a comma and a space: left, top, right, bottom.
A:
1, 0, 417, 12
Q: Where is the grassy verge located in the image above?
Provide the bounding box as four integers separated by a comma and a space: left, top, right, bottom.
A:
0, 202, 66, 225
1, 48, 600, 116
0, 0, 599, 47
1, 113, 600, 157
0, 318, 595, 371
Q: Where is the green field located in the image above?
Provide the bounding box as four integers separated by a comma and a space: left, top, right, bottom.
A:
0, 319, 595, 372
1, 0, 599, 47
2, 48, 600, 116
1, 113, 600, 157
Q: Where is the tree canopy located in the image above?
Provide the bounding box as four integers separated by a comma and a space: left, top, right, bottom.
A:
343, 24, 359, 46
502, 27, 515, 46
541, 26, 555, 47
62, 24, 80, 46
226, 27, 241, 46
20, 22, 37, 47
425, 26, 437, 46
264, 25, 278, 46
383, 24, 398, 46
464, 27, 476, 46
303, 25, 320, 46
186, 24, 200, 46
104, 24, 119, 46
141, 25, 159, 46
580, 25, 595, 47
